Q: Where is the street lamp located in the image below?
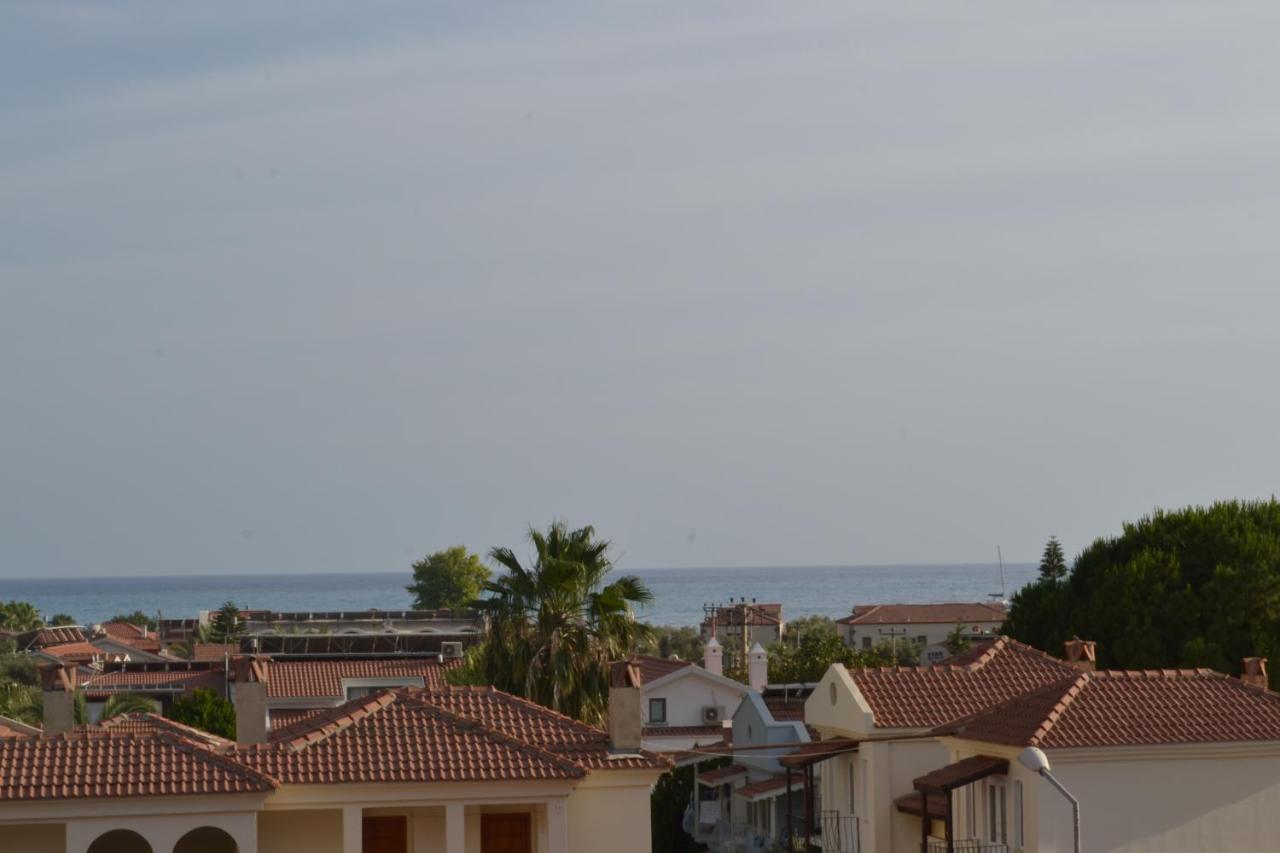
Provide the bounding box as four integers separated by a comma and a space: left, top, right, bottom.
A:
1018, 747, 1080, 853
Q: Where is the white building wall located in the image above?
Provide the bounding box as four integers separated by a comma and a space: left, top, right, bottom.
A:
843, 620, 1003, 651
643, 676, 746, 728
1035, 752, 1280, 853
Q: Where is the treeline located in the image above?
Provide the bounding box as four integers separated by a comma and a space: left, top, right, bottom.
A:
1006, 499, 1280, 685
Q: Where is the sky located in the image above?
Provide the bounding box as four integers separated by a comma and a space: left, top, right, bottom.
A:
4, 1, 1280, 578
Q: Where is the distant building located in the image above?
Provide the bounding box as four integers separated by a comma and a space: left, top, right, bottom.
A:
835, 602, 1006, 652
700, 600, 784, 667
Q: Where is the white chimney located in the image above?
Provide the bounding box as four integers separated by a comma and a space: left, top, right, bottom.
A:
748, 642, 768, 693
704, 636, 723, 676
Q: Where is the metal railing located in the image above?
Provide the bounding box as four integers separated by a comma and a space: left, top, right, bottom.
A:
819, 811, 859, 853
924, 841, 1009, 853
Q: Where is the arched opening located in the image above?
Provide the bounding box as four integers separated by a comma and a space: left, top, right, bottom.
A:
87, 829, 153, 853
173, 826, 238, 853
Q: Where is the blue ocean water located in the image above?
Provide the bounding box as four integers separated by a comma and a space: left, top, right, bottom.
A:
0, 563, 1035, 627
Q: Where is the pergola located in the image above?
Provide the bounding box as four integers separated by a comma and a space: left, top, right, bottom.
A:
778, 737, 859, 851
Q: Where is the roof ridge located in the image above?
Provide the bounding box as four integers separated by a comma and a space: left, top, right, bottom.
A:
1027, 673, 1090, 747
423, 686, 610, 738
275, 689, 401, 750
152, 731, 278, 789
405, 698, 587, 778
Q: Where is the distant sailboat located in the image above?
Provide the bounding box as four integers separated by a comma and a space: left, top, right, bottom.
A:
989, 546, 1009, 606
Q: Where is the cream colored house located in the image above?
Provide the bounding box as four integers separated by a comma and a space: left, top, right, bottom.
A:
622, 648, 749, 756
804, 638, 1280, 853
0, 662, 668, 853
834, 603, 1006, 655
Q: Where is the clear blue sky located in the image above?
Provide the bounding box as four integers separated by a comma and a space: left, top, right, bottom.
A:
4, 1, 1280, 578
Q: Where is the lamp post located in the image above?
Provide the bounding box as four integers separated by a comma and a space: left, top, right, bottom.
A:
1018, 747, 1080, 853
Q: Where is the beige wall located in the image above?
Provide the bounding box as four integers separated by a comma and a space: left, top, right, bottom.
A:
259, 809, 342, 853
567, 776, 654, 853
0, 823, 65, 853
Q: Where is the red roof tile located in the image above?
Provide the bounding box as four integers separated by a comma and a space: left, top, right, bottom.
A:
38, 641, 104, 664
244, 688, 670, 785
269, 708, 325, 731
940, 669, 1280, 749
191, 643, 237, 662
837, 602, 1007, 626
623, 655, 693, 684
697, 763, 748, 784
16, 627, 85, 650
0, 716, 41, 738
0, 731, 275, 800
735, 775, 790, 799
97, 713, 234, 750
81, 667, 224, 697
851, 637, 1079, 729
263, 657, 459, 699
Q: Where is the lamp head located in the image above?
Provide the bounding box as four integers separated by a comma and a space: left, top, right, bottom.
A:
1018, 746, 1051, 774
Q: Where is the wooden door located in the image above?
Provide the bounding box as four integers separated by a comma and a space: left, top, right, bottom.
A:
362, 815, 407, 853
481, 813, 532, 853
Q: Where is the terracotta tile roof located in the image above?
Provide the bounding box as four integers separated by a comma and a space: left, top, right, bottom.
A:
836, 602, 1007, 626
624, 655, 693, 684
96, 623, 162, 653
643, 725, 727, 738
940, 669, 1280, 749
851, 637, 1079, 729
80, 667, 224, 697
15, 627, 85, 650
763, 688, 813, 722
0, 731, 275, 800
38, 641, 104, 664
697, 763, 748, 784
191, 643, 237, 661
243, 688, 669, 785
269, 708, 325, 730
262, 657, 460, 699
735, 774, 790, 800
96, 713, 234, 750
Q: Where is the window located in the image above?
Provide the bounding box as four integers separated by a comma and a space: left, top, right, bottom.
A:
648, 698, 667, 724
986, 780, 1007, 844
1013, 781, 1024, 849
916, 635, 928, 646
862, 636, 872, 650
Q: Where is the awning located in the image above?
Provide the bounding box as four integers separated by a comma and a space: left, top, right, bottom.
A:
733, 775, 790, 802
697, 764, 748, 785
778, 737, 859, 768
913, 755, 1009, 793
895, 791, 951, 817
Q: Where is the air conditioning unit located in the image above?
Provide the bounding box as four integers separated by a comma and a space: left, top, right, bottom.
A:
701, 705, 725, 724
440, 641, 464, 660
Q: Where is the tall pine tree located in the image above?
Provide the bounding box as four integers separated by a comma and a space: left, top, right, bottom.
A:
1038, 536, 1068, 583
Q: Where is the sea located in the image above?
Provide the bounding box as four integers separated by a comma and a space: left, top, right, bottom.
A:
0, 563, 1035, 628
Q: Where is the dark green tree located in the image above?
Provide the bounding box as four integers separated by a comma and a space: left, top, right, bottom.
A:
406, 546, 491, 610
635, 625, 703, 662
944, 624, 972, 656
649, 757, 730, 852
107, 610, 157, 630
46, 613, 78, 627
469, 521, 652, 724
208, 602, 245, 644
1006, 499, 1280, 684
167, 689, 236, 739
1038, 537, 1069, 584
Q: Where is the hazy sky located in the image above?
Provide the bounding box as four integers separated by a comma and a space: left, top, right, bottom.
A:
5, 1, 1280, 578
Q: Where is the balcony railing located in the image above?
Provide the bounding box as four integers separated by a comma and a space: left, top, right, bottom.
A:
924, 841, 1009, 853
819, 811, 859, 853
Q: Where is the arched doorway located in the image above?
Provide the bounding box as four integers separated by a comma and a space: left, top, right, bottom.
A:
173, 827, 238, 853
87, 829, 153, 853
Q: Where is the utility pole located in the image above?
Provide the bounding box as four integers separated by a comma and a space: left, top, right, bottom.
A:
877, 626, 909, 661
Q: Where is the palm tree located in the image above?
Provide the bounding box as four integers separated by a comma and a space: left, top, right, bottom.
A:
100, 693, 158, 720
475, 521, 652, 724
0, 682, 41, 726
